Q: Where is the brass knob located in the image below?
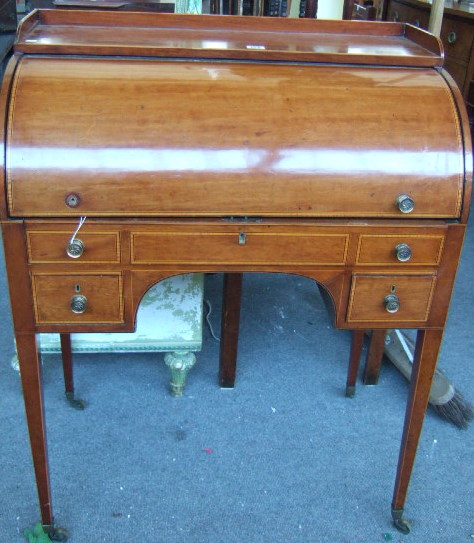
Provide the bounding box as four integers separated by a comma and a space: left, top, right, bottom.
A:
395, 243, 412, 262
65, 193, 81, 208
448, 31, 457, 44
396, 194, 415, 214
70, 294, 88, 314
66, 238, 84, 259
384, 294, 400, 314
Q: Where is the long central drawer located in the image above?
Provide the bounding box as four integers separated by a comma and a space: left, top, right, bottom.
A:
131, 231, 349, 265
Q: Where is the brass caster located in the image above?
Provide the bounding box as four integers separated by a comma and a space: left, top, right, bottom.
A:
345, 385, 355, 398
65, 391, 86, 410
392, 508, 412, 534
43, 524, 69, 542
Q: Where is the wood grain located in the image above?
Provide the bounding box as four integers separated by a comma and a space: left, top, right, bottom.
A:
0, 12, 470, 535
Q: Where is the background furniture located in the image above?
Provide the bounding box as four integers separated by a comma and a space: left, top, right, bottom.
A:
384, 0, 474, 124
0, 0, 16, 31
343, 0, 384, 19
343, 0, 376, 20
29, 0, 176, 11
0, 0, 15, 80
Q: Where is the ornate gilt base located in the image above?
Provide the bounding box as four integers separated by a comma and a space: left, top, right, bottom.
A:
164, 351, 197, 396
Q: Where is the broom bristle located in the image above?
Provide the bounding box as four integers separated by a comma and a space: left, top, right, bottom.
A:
431, 390, 474, 429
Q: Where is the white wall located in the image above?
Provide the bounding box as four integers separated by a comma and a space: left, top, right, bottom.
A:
318, 0, 343, 19
290, 0, 343, 19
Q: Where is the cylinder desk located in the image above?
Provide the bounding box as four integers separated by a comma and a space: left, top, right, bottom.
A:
0, 9, 471, 538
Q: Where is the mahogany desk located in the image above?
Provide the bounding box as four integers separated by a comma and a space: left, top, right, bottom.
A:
0, 10, 471, 539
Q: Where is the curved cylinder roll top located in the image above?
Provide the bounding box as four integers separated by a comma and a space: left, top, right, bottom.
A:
2, 11, 471, 219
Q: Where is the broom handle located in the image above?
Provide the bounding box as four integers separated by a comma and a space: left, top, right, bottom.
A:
387, 330, 413, 380
385, 330, 455, 405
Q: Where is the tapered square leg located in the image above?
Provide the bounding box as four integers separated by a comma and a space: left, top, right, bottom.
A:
391, 328, 444, 533
60, 333, 85, 409
346, 330, 365, 397
363, 329, 387, 385
219, 273, 243, 388
16, 332, 55, 528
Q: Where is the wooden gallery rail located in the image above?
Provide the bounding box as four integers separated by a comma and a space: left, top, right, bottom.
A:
0, 9, 471, 540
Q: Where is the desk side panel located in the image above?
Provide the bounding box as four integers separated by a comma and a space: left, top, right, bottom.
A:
0, 54, 20, 221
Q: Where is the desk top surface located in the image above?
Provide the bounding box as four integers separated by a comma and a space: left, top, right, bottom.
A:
15, 9, 443, 66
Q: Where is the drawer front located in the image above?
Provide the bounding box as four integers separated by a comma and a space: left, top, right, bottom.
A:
387, 2, 429, 28
347, 274, 436, 323
356, 235, 444, 265
32, 274, 123, 324
27, 232, 120, 263
441, 17, 474, 64
131, 232, 349, 265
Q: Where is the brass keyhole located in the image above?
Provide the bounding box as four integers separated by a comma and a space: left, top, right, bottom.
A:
390, 285, 396, 294
74, 284, 81, 293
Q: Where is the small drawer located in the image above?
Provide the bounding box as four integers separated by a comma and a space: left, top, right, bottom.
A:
388, 3, 429, 29
32, 273, 123, 324
406, 9, 429, 30
441, 18, 474, 64
347, 274, 436, 323
27, 231, 120, 263
356, 235, 444, 265
131, 232, 349, 265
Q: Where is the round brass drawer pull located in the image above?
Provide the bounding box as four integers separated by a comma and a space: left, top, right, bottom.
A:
384, 294, 400, 313
396, 194, 415, 214
66, 238, 85, 259
395, 243, 412, 262
70, 294, 88, 314
448, 31, 457, 44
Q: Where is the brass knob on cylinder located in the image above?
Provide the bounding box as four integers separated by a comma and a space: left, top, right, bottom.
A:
384, 294, 400, 314
395, 243, 412, 262
65, 193, 81, 208
66, 238, 85, 259
396, 194, 415, 214
70, 294, 88, 314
